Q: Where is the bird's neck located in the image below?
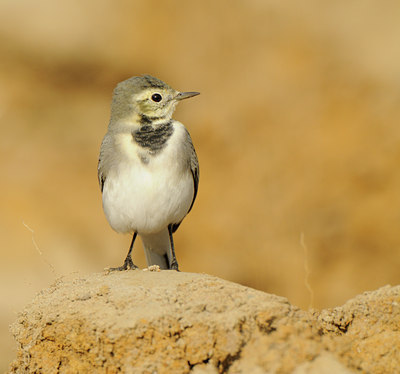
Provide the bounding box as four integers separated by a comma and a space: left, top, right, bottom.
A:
109, 112, 173, 134
138, 113, 170, 127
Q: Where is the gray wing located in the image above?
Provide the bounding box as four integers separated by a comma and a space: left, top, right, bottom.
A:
97, 134, 113, 193
98, 159, 106, 192
187, 140, 199, 214
171, 130, 199, 233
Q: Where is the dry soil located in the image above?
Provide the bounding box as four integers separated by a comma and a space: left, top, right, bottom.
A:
8, 271, 400, 373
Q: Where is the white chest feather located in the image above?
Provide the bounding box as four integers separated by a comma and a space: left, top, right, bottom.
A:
102, 122, 194, 234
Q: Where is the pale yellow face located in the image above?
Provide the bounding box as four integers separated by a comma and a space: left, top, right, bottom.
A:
134, 87, 179, 119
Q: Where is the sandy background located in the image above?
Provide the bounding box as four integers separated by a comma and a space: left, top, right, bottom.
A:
1, 0, 400, 370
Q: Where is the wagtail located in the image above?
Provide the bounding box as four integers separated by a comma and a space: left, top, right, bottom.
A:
98, 75, 199, 271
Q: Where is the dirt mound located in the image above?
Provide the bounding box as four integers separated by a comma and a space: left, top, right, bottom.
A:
8, 272, 400, 373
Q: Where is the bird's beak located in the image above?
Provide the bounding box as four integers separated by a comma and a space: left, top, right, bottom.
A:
175, 91, 200, 101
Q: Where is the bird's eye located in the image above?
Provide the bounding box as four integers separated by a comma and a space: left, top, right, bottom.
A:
151, 93, 162, 102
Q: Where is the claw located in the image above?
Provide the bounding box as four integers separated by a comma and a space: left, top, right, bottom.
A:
170, 260, 180, 271
109, 255, 138, 271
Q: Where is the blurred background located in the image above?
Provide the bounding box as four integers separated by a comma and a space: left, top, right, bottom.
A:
2, 0, 400, 369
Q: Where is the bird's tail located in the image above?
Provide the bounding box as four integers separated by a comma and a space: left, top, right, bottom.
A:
140, 228, 172, 270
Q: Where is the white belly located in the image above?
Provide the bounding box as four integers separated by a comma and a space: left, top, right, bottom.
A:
102, 130, 194, 234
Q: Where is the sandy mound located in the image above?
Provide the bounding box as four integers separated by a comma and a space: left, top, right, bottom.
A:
8, 271, 400, 373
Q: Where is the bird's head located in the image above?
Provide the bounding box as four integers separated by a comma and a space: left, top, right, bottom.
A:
110, 75, 199, 125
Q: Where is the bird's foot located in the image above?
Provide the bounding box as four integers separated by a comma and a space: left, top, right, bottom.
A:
170, 260, 180, 271
109, 255, 138, 272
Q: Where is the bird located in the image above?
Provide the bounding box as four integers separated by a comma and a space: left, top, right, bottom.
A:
98, 75, 199, 271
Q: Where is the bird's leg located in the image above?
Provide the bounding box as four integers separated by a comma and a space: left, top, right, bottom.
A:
110, 232, 138, 271
168, 225, 179, 271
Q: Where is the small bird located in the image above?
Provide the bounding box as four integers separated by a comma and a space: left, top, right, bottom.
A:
98, 75, 199, 271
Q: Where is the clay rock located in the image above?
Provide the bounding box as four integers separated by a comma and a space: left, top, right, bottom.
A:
8, 272, 400, 373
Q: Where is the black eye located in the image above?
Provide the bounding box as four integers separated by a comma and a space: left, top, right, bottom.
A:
151, 93, 162, 102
